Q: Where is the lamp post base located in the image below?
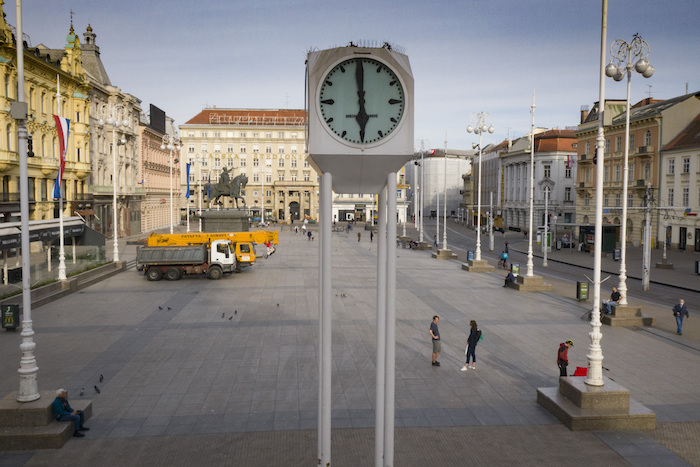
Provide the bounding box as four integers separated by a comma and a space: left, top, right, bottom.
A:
655, 259, 674, 269
432, 249, 458, 260
510, 275, 553, 292
461, 259, 494, 272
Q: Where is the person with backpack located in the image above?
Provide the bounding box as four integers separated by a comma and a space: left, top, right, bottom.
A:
461, 320, 481, 371
557, 340, 574, 377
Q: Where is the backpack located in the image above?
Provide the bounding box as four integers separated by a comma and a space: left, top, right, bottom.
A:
477, 330, 483, 342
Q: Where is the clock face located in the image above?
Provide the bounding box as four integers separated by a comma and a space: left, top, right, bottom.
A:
318, 57, 405, 145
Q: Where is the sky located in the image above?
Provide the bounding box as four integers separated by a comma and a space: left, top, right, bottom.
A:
7, 0, 700, 151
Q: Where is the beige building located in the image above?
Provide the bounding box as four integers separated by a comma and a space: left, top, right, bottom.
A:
0, 14, 92, 224
179, 108, 317, 223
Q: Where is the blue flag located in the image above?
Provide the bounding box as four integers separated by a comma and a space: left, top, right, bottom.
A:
186, 163, 190, 199
207, 172, 211, 199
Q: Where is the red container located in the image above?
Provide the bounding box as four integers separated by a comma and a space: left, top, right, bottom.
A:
572, 367, 587, 377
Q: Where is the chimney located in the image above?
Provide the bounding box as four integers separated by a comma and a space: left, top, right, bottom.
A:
580, 105, 590, 124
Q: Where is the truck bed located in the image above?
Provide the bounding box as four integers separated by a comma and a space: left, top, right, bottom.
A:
136, 245, 207, 265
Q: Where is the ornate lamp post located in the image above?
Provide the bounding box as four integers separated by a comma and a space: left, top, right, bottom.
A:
161, 134, 181, 234
98, 103, 129, 262
605, 33, 654, 306
467, 112, 494, 261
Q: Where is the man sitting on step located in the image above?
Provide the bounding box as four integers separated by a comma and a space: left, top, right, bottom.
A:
602, 287, 622, 315
52, 389, 89, 438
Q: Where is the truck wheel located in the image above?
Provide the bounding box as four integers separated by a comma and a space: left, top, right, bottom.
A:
146, 267, 163, 281
208, 265, 223, 280
165, 267, 181, 281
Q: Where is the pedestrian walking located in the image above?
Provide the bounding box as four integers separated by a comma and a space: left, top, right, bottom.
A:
370, 231, 374, 242
504, 242, 509, 254
357, 232, 361, 242
433, 234, 437, 248
461, 320, 481, 371
307, 231, 312, 241
429, 316, 441, 366
672, 299, 689, 335
557, 339, 574, 377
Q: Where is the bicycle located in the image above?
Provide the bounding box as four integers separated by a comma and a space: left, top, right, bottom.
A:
498, 257, 508, 269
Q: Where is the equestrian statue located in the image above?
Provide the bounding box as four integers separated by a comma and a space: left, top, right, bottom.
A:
203, 167, 248, 208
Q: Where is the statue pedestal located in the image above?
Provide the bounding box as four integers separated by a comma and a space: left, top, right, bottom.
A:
199, 210, 250, 232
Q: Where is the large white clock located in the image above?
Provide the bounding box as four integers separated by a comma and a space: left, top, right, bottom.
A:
318, 57, 405, 145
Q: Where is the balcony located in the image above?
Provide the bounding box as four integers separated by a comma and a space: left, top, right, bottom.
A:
636, 146, 654, 155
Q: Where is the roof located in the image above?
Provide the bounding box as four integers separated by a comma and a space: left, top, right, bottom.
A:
612, 92, 700, 125
185, 109, 306, 126
663, 112, 700, 151
534, 129, 577, 152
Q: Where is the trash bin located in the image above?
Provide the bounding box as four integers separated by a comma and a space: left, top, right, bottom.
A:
576, 281, 589, 301
8, 267, 22, 283
556, 240, 562, 250
613, 249, 620, 261
511, 263, 520, 276
467, 250, 474, 261
1, 304, 20, 331
696, 260, 700, 275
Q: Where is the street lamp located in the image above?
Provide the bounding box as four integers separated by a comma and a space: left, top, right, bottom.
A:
605, 33, 654, 306
662, 221, 669, 262
98, 102, 129, 263
161, 134, 181, 234
466, 112, 495, 261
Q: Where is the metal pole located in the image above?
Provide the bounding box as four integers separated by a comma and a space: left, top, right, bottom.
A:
585, 0, 608, 387
169, 147, 174, 234
543, 187, 549, 267
112, 117, 119, 262
436, 187, 439, 247
56, 76, 66, 280
198, 157, 202, 232
384, 172, 397, 467
475, 131, 483, 261
442, 139, 447, 250
526, 91, 536, 277
318, 172, 332, 466
375, 186, 387, 467
642, 184, 651, 291
413, 161, 418, 230
15, 0, 40, 402
419, 151, 424, 243
489, 191, 494, 252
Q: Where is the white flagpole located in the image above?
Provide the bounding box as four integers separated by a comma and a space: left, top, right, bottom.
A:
56, 75, 66, 280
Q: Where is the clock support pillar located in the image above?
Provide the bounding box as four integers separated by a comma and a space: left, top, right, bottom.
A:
318, 172, 332, 466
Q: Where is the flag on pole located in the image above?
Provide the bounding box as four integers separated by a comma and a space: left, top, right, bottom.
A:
186, 163, 191, 199
53, 115, 70, 200
207, 172, 211, 199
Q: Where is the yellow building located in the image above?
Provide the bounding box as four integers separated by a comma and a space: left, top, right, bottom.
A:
0, 7, 91, 223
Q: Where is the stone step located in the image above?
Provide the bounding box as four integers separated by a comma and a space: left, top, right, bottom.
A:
537, 386, 656, 431
559, 376, 630, 410
0, 421, 73, 451
461, 260, 494, 272
602, 315, 655, 327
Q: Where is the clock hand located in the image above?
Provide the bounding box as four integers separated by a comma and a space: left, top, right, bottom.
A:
355, 60, 369, 143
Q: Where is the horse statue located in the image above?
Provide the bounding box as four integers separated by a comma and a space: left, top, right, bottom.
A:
204, 173, 248, 208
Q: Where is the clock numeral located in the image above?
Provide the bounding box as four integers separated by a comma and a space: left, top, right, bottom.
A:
326, 118, 334, 124
376, 66, 382, 73
390, 118, 397, 123
390, 80, 397, 86
325, 80, 333, 86
378, 131, 384, 138
340, 65, 345, 73
389, 99, 402, 105
321, 99, 335, 105
341, 131, 347, 138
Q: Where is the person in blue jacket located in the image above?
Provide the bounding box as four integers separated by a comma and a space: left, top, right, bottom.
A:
672, 299, 689, 335
52, 389, 89, 438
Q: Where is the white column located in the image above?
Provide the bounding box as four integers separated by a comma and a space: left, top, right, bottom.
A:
543, 187, 549, 266
384, 172, 397, 466
375, 186, 387, 467
526, 92, 536, 277
475, 132, 483, 260
318, 172, 332, 466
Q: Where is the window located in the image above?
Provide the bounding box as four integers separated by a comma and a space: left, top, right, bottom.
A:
615, 164, 621, 182
291, 132, 298, 139
543, 164, 551, 178
214, 132, 221, 138
304, 160, 310, 168
252, 145, 259, 153
265, 132, 272, 138
644, 162, 651, 179
188, 132, 194, 137
253, 173, 259, 182
200, 132, 208, 138
266, 190, 272, 197
291, 158, 297, 168
605, 138, 610, 154
682, 188, 689, 207
227, 132, 233, 137
615, 194, 621, 207
584, 193, 590, 206
628, 163, 634, 182
214, 144, 221, 153
565, 166, 571, 178
278, 132, 284, 138
604, 194, 609, 207
629, 134, 635, 152
28, 177, 35, 201
585, 141, 590, 155
253, 132, 259, 138
304, 172, 310, 182
645, 130, 652, 146
564, 187, 571, 201
604, 166, 609, 182
278, 159, 284, 167
291, 145, 298, 154
227, 144, 234, 153
628, 193, 633, 207
77, 147, 81, 162
291, 172, 297, 181
278, 146, 285, 154
240, 157, 246, 167
278, 171, 284, 181
265, 145, 272, 154
585, 167, 590, 183
668, 159, 675, 175
253, 157, 259, 167
215, 158, 221, 168
682, 157, 690, 174
6, 124, 11, 151
201, 143, 208, 153
266, 173, 271, 183
239, 145, 246, 153
240, 132, 247, 138
615, 136, 622, 152
188, 145, 195, 153
668, 188, 674, 206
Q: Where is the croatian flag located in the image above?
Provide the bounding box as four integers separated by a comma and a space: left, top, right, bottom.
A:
53, 115, 69, 200
186, 163, 191, 199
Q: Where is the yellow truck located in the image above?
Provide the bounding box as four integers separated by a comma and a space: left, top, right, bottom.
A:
146, 231, 279, 269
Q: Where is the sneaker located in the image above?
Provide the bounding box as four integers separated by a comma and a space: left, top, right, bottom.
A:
73, 431, 85, 438
432, 361, 438, 366
435, 361, 440, 366
471, 366, 476, 370
460, 366, 468, 372
79, 425, 90, 431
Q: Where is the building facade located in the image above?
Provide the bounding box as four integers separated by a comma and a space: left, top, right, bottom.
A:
0, 13, 92, 224
576, 93, 700, 247
179, 109, 317, 224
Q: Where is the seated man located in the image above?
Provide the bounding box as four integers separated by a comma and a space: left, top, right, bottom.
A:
503, 269, 516, 287
52, 389, 89, 438
602, 287, 622, 314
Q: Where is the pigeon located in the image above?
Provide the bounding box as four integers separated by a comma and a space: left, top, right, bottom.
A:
94, 385, 101, 394
222, 313, 225, 318
167, 307, 171, 310
158, 306, 163, 310
79, 388, 84, 396
228, 316, 233, 320
99, 374, 104, 383
234, 310, 237, 315
277, 304, 279, 307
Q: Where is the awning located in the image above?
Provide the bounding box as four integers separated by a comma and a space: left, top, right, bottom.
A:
75, 209, 95, 216
0, 217, 85, 251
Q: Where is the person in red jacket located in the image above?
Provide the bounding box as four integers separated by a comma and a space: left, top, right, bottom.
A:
557, 340, 574, 377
